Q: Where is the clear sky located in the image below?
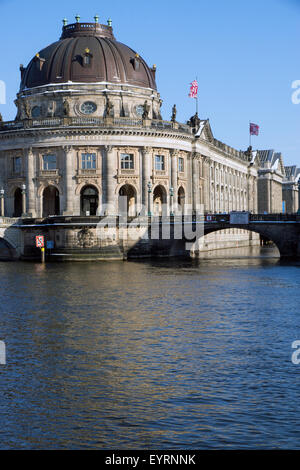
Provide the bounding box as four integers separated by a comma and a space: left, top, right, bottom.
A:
1, 0, 300, 166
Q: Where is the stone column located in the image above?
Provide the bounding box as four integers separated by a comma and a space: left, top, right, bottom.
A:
142, 147, 152, 215
21, 184, 27, 216
0, 189, 4, 217
202, 156, 210, 213
170, 150, 178, 212
63, 146, 74, 215
105, 146, 117, 215
192, 153, 200, 213
213, 163, 217, 213
26, 147, 36, 217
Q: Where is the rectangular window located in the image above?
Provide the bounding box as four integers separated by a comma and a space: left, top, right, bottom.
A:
81, 153, 96, 170
155, 155, 165, 171
13, 157, 21, 174
43, 154, 57, 170
178, 157, 184, 173
120, 153, 134, 170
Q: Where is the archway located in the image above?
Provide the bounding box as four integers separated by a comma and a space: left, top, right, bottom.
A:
13, 188, 22, 217
118, 184, 137, 217
80, 185, 99, 216
178, 186, 185, 213
43, 186, 60, 217
153, 185, 167, 216
193, 225, 280, 259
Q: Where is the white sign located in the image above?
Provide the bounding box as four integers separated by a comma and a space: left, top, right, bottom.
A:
230, 211, 249, 225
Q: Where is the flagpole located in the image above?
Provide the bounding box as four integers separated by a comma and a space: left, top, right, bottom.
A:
249, 121, 251, 148
196, 75, 198, 114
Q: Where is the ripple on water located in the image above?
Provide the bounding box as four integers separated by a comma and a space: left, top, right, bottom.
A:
0, 248, 300, 449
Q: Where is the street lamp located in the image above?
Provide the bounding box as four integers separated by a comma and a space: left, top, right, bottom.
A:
169, 186, 174, 217
147, 181, 152, 217
0, 188, 4, 217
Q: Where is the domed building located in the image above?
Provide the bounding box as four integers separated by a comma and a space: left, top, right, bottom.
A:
0, 16, 260, 258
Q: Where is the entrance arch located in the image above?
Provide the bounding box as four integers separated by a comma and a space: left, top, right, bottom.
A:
80, 185, 99, 216
178, 186, 185, 213
13, 188, 22, 217
43, 186, 60, 217
118, 184, 137, 217
153, 185, 167, 216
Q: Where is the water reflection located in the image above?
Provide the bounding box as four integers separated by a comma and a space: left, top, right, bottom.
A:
0, 246, 299, 449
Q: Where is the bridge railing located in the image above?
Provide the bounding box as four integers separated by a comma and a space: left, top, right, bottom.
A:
0, 217, 21, 225
250, 213, 300, 222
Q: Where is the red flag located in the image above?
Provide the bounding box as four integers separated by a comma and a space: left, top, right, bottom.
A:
189, 80, 198, 98
250, 122, 259, 136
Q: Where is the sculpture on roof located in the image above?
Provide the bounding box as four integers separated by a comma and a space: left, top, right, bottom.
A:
171, 104, 177, 122
142, 100, 150, 119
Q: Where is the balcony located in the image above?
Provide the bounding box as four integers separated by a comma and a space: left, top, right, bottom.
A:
38, 169, 60, 177
0, 116, 192, 135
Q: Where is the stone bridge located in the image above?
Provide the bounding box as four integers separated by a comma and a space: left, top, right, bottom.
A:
200, 213, 300, 259
1, 213, 300, 261
127, 213, 300, 259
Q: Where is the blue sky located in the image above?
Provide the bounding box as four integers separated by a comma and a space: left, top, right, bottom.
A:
1, 0, 300, 165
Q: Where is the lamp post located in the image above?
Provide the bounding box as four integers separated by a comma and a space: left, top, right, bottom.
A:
147, 181, 152, 217
21, 183, 27, 217
170, 186, 174, 217
0, 188, 4, 217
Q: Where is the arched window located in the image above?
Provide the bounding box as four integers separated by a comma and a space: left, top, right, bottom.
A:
43, 186, 60, 217
118, 184, 136, 217
80, 186, 99, 216
13, 188, 22, 217
178, 186, 185, 213
153, 185, 167, 216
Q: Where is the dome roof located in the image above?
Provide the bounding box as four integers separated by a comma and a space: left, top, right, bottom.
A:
20, 21, 157, 91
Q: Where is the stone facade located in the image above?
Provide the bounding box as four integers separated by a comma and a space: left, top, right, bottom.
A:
0, 18, 265, 257
0, 121, 258, 219
282, 166, 300, 214
257, 150, 285, 213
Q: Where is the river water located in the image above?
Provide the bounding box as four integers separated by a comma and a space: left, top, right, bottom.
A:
0, 246, 300, 449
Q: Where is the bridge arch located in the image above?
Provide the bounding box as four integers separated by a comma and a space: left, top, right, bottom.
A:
195, 221, 297, 259
196, 226, 279, 258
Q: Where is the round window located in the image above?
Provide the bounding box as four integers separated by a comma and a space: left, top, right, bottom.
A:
81, 101, 97, 115
135, 105, 144, 117
32, 106, 41, 118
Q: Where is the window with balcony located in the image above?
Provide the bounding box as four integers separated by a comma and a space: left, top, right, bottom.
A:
81, 153, 96, 170
120, 153, 134, 170
155, 155, 165, 171
43, 154, 57, 171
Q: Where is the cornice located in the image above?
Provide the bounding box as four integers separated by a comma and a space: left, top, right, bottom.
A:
0, 126, 193, 144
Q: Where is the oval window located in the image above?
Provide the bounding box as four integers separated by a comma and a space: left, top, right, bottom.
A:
81, 101, 97, 115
